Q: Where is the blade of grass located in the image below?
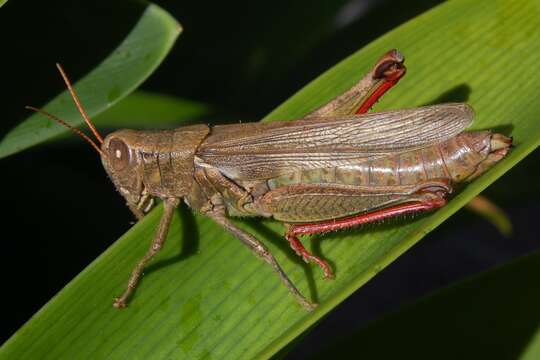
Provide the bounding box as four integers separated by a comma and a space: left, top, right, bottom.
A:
522, 327, 540, 360
465, 195, 513, 236
93, 91, 213, 129
1, 0, 539, 359
0, 3, 181, 158
314, 249, 540, 359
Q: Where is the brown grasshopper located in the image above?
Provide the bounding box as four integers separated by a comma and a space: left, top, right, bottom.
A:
28, 50, 511, 311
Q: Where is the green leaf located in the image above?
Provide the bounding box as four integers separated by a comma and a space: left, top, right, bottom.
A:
465, 195, 513, 236
314, 249, 540, 359
522, 327, 540, 360
0, 1, 7, 9
0, 3, 181, 158
2, 0, 539, 359
93, 91, 213, 129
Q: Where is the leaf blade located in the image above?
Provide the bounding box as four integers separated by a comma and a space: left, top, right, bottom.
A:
0, 3, 181, 158
318, 251, 540, 359
315, 249, 540, 359
93, 91, 213, 128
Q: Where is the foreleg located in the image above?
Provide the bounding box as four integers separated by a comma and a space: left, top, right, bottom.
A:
114, 198, 180, 308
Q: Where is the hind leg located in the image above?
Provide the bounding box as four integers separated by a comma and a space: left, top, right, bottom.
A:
285, 193, 447, 278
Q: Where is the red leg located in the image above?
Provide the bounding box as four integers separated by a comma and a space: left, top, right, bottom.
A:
287, 234, 334, 278
356, 49, 406, 114
285, 197, 446, 277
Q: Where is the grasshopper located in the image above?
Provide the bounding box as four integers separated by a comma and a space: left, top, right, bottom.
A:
28, 50, 511, 310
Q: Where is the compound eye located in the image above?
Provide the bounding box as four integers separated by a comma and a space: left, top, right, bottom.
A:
109, 138, 130, 171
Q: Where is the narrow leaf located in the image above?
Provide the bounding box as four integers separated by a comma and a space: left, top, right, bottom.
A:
0, 3, 181, 158
465, 195, 513, 236
93, 91, 213, 129
315, 250, 540, 359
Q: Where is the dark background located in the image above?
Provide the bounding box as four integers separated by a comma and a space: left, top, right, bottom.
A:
1, 0, 539, 358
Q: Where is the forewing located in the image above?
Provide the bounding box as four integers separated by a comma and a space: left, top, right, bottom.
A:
197, 103, 473, 180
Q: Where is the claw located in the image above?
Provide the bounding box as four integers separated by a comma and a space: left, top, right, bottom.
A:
286, 233, 334, 279
113, 298, 127, 309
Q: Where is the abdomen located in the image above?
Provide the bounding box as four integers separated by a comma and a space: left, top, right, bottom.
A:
265, 132, 491, 190
216, 132, 492, 222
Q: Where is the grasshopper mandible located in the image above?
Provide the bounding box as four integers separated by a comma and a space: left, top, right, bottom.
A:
28, 50, 511, 311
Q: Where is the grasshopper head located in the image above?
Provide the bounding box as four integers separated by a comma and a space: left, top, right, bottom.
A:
26, 64, 153, 220
101, 131, 151, 219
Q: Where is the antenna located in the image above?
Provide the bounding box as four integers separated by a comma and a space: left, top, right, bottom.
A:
25, 106, 104, 155
25, 63, 106, 156
55, 63, 104, 144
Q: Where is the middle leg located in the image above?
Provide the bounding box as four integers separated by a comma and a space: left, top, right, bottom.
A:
206, 207, 317, 311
